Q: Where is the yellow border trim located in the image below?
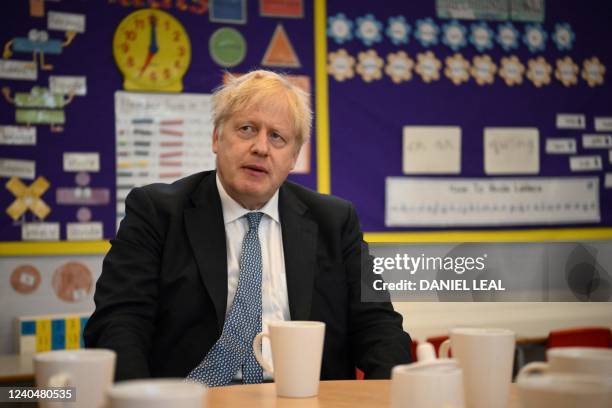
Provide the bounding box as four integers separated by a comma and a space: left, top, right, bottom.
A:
314, 0, 330, 194
364, 228, 612, 243
0, 241, 110, 256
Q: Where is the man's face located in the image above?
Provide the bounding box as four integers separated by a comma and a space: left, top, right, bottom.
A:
213, 98, 300, 209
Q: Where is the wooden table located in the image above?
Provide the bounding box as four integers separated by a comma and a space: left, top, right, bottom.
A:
0, 354, 34, 383
206, 380, 520, 407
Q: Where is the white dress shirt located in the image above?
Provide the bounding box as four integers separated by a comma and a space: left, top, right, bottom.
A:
216, 175, 290, 379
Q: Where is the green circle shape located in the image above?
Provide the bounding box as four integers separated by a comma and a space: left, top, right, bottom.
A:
209, 27, 247, 68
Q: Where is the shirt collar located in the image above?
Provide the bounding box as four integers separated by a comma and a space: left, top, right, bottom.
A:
216, 173, 280, 225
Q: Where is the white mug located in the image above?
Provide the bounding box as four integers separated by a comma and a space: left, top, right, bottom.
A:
519, 347, 612, 378
108, 379, 206, 408
391, 343, 465, 408
34, 349, 116, 408
253, 321, 325, 398
517, 372, 612, 408
439, 328, 515, 408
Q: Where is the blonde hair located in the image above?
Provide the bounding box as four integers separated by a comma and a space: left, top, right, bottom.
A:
212, 70, 312, 146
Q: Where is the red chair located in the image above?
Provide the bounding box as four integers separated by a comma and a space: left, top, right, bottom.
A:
547, 327, 612, 349
426, 335, 450, 357
355, 340, 419, 379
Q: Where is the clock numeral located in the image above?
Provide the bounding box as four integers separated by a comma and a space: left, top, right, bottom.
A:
124, 30, 137, 41
134, 18, 145, 30
163, 68, 171, 79
178, 46, 186, 56
126, 56, 135, 67
174, 60, 181, 69
164, 19, 170, 31
120, 42, 129, 53
149, 71, 158, 82
173, 30, 181, 42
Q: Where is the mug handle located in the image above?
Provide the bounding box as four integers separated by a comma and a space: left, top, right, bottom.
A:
517, 362, 549, 380
253, 332, 274, 374
439, 339, 451, 358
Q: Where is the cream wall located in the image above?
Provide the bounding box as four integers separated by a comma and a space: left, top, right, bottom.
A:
395, 302, 612, 342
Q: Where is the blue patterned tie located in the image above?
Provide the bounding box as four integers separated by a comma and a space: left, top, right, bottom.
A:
187, 212, 264, 386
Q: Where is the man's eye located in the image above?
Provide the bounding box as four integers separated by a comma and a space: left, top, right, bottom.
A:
269, 132, 287, 147
239, 126, 256, 134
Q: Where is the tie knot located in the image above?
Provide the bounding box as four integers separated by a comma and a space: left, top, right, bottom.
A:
246, 212, 264, 230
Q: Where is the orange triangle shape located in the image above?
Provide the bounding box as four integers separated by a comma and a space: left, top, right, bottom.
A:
261, 24, 301, 68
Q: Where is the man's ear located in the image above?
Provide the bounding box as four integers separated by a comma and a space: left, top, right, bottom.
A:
290, 144, 301, 171
212, 128, 219, 154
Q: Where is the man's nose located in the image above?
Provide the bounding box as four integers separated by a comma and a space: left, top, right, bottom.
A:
251, 129, 270, 155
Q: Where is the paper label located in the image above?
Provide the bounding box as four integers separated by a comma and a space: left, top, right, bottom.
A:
47, 11, 86, 33
0, 59, 37, 80
569, 155, 602, 171
22, 222, 60, 241
49, 76, 87, 96
484, 127, 539, 174
66, 222, 103, 240
545, 138, 576, 154
386, 177, 600, 226
63, 152, 100, 172
0, 126, 36, 145
605, 173, 612, 188
594, 117, 612, 132
583, 134, 612, 149
403, 126, 461, 174
0, 158, 35, 179
556, 114, 586, 129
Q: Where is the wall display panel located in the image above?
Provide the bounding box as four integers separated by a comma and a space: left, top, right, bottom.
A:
326, 0, 612, 237
0, 0, 316, 245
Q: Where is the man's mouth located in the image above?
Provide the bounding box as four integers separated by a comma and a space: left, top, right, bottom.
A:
242, 165, 268, 175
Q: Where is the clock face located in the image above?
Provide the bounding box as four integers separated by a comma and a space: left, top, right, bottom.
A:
113, 9, 191, 92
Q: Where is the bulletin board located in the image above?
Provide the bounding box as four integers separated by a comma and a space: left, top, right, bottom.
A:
0, 0, 317, 251
325, 0, 612, 241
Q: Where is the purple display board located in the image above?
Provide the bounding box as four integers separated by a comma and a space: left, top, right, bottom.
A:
0, 0, 315, 242
326, 0, 612, 232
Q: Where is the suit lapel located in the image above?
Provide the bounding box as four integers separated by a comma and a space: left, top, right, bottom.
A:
184, 173, 228, 332
280, 185, 318, 321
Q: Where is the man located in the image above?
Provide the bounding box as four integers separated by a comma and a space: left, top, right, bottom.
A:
85, 70, 411, 384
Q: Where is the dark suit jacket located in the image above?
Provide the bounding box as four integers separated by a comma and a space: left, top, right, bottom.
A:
85, 171, 411, 381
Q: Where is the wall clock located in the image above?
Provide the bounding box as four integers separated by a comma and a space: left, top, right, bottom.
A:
113, 8, 191, 92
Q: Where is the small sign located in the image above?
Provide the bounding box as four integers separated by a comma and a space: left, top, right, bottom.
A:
0, 60, 37, 81
556, 113, 586, 129
66, 222, 103, 240
261, 24, 301, 68
594, 117, 612, 132
63, 153, 100, 172
22, 222, 60, 241
0, 126, 36, 145
0, 158, 36, 179
49, 76, 87, 96
605, 173, 612, 188
569, 155, 602, 172
582, 134, 612, 149
47, 11, 86, 33
545, 138, 576, 154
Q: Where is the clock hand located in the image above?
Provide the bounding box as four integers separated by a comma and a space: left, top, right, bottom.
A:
138, 14, 159, 77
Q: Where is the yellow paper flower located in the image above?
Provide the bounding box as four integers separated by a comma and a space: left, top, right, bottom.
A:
327, 49, 355, 82
527, 57, 552, 87
356, 49, 384, 82
581, 57, 606, 87
499, 55, 525, 86
471, 54, 497, 85
385, 51, 414, 84
444, 53, 470, 85
554, 56, 578, 87
415, 51, 441, 83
